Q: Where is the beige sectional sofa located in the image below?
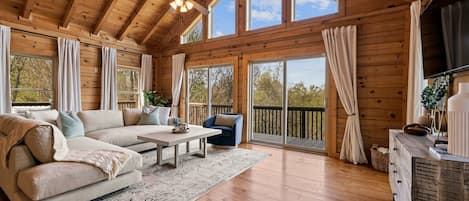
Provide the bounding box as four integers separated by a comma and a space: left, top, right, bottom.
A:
0, 108, 174, 201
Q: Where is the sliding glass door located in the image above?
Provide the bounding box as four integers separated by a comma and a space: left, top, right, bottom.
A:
250, 57, 327, 150
187, 65, 233, 125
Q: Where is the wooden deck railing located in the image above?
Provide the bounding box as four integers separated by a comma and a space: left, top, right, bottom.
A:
118, 101, 137, 110
189, 104, 325, 141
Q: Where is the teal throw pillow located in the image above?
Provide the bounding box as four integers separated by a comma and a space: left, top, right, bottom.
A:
59, 111, 85, 138
138, 107, 160, 125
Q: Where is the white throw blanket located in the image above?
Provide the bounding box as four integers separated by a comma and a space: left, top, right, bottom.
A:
0, 114, 129, 179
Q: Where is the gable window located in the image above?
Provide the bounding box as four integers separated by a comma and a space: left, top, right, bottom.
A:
292, 0, 338, 21
117, 67, 140, 110
10, 54, 54, 113
208, 0, 236, 38
181, 15, 203, 44
246, 0, 282, 31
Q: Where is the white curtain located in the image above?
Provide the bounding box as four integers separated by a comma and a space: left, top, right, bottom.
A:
441, 1, 465, 68
100, 47, 118, 110
407, 1, 426, 124
0, 25, 11, 114
171, 53, 185, 117
322, 25, 368, 164
139, 54, 153, 107
58, 38, 82, 112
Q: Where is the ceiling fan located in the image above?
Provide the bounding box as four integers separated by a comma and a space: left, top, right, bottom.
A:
169, 0, 209, 14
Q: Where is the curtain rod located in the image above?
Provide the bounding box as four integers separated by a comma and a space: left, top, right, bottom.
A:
11, 28, 143, 55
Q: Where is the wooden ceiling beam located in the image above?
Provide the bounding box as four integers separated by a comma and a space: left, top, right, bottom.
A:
20, 0, 37, 20
61, 0, 80, 28
93, 0, 118, 35
117, 0, 151, 41
141, 5, 171, 44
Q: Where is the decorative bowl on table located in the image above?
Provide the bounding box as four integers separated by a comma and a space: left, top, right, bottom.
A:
172, 123, 190, 134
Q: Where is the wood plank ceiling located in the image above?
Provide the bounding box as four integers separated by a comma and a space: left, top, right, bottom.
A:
4, 0, 209, 47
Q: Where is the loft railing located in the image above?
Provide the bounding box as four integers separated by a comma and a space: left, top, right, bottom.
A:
188, 104, 325, 141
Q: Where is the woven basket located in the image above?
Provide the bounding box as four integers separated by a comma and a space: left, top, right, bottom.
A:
370, 144, 389, 173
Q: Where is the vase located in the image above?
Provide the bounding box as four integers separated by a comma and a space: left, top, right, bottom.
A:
448, 82, 469, 157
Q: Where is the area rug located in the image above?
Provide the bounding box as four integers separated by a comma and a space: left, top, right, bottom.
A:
96, 142, 269, 201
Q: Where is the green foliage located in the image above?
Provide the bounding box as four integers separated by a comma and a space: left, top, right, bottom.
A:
143, 90, 172, 107
183, 19, 202, 44
421, 76, 451, 110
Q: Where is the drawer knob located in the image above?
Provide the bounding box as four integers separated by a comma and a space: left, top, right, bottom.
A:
393, 147, 398, 151
390, 162, 395, 165
397, 180, 402, 184
393, 170, 397, 174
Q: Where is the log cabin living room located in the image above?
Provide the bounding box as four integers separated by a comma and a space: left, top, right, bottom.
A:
1, 0, 469, 200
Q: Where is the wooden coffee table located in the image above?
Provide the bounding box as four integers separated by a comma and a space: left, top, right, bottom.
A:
137, 126, 222, 168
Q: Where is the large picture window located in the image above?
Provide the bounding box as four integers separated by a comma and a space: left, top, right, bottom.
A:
246, 0, 282, 30
292, 0, 338, 21
187, 65, 233, 125
208, 0, 236, 38
181, 16, 203, 44
117, 67, 140, 110
10, 54, 54, 112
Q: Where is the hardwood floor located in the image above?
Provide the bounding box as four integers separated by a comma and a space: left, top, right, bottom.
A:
198, 144, 392, 201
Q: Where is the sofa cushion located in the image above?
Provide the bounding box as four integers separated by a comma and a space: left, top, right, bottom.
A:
25, 110, 58, 126
59, 112, 85, 138
85, 125, 172, 147
137, 107, 160, 125
214, 114, 238, 127
24, 125, 55, 163
78, 110, 124, 133
123, 108, 141, 126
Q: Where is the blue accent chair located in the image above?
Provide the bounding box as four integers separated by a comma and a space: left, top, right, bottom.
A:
203, 113, 243, 147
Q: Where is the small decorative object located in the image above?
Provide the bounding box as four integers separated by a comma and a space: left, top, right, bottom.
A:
143, 90, 172, 107
370, 144, 389, 173
172, 122, 190, 134
448, 82, 469, 157
421, 75, 450, 137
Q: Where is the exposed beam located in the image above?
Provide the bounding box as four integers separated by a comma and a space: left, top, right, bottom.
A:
93, 0, 118, 35
20, 0, 37, 20
187, 0, 209, 15
141, 5, 171, 44
161, 10, 200, 46
61, 0, 80, 28
117, 0, 151, 41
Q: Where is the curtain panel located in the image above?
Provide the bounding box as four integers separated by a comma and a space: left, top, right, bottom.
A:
322, 25, 368, 164
406, 0, 426, 124
139, 54, 153, 107
100, 47, 118, 110
58, 38, 82, 112
0, 25, 11, 114
171, 53, 186, 117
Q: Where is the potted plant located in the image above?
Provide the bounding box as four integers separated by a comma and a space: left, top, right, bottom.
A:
421, 75, 451, 136
143, 90, 172, 107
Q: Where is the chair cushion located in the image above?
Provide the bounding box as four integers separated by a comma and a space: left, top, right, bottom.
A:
18, 137, 141, 201
123, 108, 142, 126
214, 114, 238, 127
209, 125, 233, 133
78, 110, 124, 133
85, 125, 172, 147
25, 110, 58, 126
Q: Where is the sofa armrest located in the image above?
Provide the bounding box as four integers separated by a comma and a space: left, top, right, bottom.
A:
0, 145, 37, 195
203, 116, 217, 128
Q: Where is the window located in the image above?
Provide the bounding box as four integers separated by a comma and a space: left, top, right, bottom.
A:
247, 0, 282, 30
181, 16, 203, 44
292, 0, 338, 21
187, 65, 233, 125
117, 67, 140, 110
10, 54, 54, 112
208, 0, 236, 38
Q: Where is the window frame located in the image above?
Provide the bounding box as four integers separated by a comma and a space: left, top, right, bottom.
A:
116, 66, 141, 108
288, 0, 343, 26
180, 15, 204, 45
10, 53, 56, 110
208, 0, 237, 40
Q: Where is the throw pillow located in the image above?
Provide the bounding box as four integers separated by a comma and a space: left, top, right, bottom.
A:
123, 108, 142, 126
138, 107, 160, 125
214, 114, 238, 127
24, 125, 55, 163
157, 107, 171, 125
25, 110, 59, 126
59, 111, 85, 138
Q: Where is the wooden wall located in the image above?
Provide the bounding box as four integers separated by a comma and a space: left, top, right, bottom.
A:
9, 30, 142, 110
154, 0, 411, 158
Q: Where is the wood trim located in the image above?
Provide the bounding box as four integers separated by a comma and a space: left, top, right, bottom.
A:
326, 64, 338, 158
61, 0, 80, 28
93, 0, 118, 35
20, 0, 37, 20
141, 5, 171, 44
118, 0, 151, 40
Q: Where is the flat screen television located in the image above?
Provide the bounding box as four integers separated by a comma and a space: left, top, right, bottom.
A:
421, 0, 469, 78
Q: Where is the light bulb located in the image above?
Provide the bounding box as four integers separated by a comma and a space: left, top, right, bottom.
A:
170, 1, 177, 9
180, 4, 188, 12
175, 0, 183, 6
185, 1, 194, 10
